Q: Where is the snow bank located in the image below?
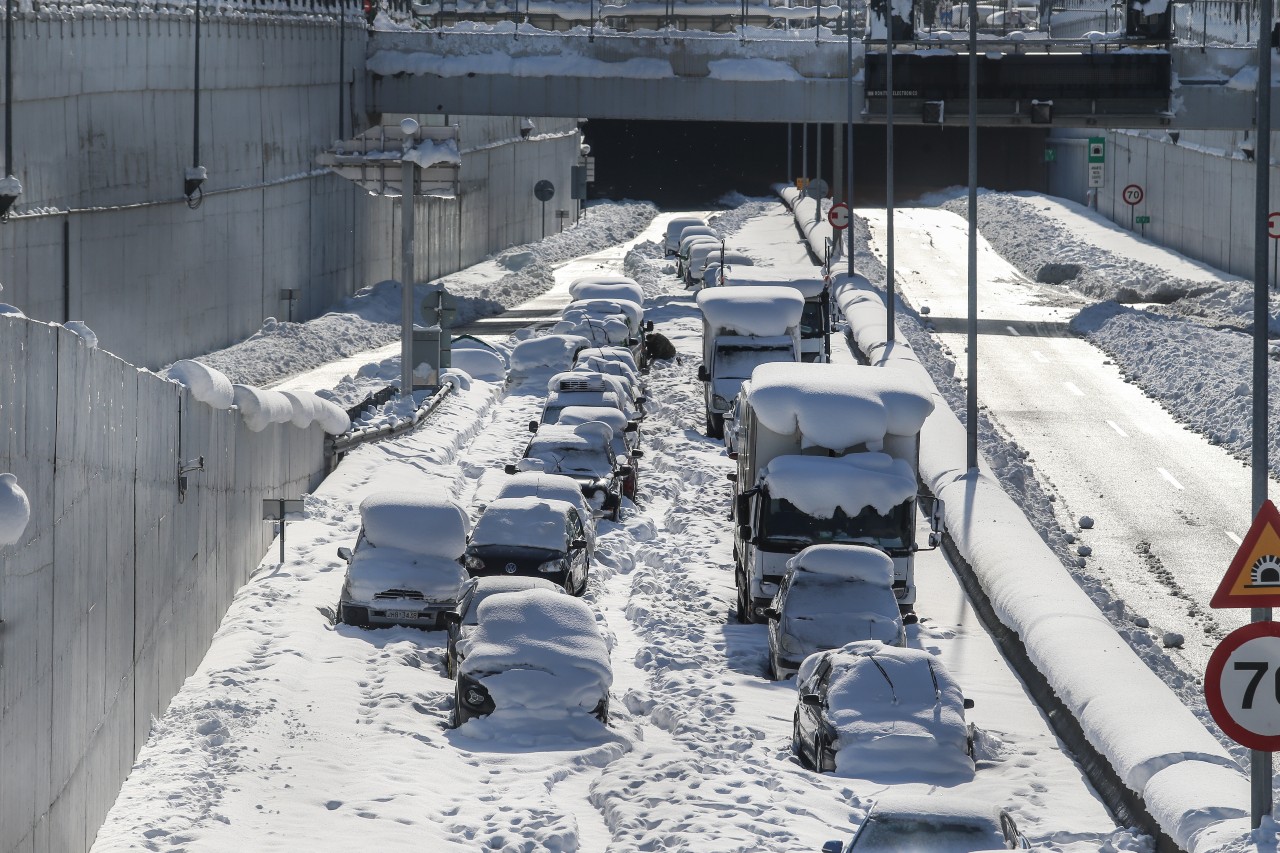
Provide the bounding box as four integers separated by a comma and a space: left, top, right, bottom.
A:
450, 346, 507, 382
763, 454, 917, 517
359, 491, 469, 558
63, 320, 98, 349
344, 547, 469, 603
470, 497, 577, 550
460, 588, 612, 715
231, 384, 296, 432
787, 544, 894, 584
0, 473, 30, 546
697, 286, 805, 336
747, 362, 933, 451
510, 334, 590, 374
280, 390, 317, 429
314, 397, 352, 435
166, 359, 235, 409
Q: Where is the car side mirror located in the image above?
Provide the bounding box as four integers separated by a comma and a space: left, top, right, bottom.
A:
737, 524, 753, 542
762, 607, 780, 620
529, 419, 539, 433
625, 421, 639, 433
727, 451, 738, 461
902, 612, 919, 625
645, 320, 654, 332
443, 611, 462, 626
630, 449, 644, 459
963, 698, 975, 710
726, 471, 738, 483
734, 493, 751, 522
336, 546, 353, 562
634, 396, 648, 407
801, 693, 823, 708
619, 465, 634, 478
504, 463, 517, 475
822, 842, 844, 853
571, 538, 588, 550
697, 365, 710, 382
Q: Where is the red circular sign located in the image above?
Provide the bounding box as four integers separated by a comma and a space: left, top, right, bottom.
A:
1269, 212, 1280, 240
828, 202, 850, 231
1122, 184, 1144, 206
1205, 621, 1280, 751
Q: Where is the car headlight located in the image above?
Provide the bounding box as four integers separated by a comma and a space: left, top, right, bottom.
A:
712, 394, 730, 409
464, 554, 485, 572
537, 558, 568, 574
779, 631, 805, 655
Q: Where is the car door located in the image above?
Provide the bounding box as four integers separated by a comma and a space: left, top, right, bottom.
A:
796, 654, 834, 768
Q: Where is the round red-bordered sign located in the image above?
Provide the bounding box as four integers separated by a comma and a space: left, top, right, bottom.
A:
1122, 184, 1144, 206
828, 202, 851, 231
1205, 621, 1280, 751
1268, 212, 1280, 240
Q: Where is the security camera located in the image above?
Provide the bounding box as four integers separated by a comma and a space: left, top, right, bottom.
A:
580, 143, 591, 157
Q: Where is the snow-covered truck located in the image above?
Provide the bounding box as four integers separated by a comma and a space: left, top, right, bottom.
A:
695, 286, 805, 439
728, 361, 938, 622
718, 266, 831, 363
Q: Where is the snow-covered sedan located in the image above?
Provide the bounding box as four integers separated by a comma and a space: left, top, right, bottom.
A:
485, 471, 598, 553
463, 497, 592, 595
549, 405, 642, 498
445, 576, 565, 677
823, 793, 1032, 851
764, 545, 908, 680
335, 491, 470, 630
508, 422, 630, 520
453, 588, 612, 726
793, 641, 975, 780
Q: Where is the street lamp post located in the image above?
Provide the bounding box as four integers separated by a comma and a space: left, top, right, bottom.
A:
885, 5, 895, 344
400, 118, 420, 398
966, 0, 978, 470
845, 0, 854, 278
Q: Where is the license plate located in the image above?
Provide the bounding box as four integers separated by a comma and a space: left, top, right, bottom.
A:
385, 609, 421, 620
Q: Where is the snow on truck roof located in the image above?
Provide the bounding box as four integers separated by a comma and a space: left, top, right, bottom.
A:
719, 266, 826, 298
763, 454, 917, 519
746, 362, 934, 450
696, 286, 805, 337
568, 280, 644, 307
358, 491, 469, 559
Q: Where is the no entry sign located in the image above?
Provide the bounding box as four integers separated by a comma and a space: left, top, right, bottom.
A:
1205, 621, 1280, 751
1269, 212, 1280, 240
827, 202, 851, 231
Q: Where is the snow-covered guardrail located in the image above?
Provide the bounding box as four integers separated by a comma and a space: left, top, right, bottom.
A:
326, 382, 457, 457
778, 184, 839, 266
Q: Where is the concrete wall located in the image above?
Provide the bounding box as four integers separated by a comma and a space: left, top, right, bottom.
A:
0, 7, 581, 371
0, 314, 328, 853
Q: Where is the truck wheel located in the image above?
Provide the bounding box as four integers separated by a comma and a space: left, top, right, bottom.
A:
706, 413, 723, 439
735, 572, 754, 624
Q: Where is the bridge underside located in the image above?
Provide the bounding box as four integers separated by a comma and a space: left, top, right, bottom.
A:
367, 32, 1265, 129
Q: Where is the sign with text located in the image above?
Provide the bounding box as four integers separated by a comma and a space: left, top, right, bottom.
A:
1088, 163, 1104, 189
1205, 621, 1280, 751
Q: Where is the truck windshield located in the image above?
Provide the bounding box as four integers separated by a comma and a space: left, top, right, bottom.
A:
715, 344, 795, 380
759, 496, 911, 550
799, 301, 825, 339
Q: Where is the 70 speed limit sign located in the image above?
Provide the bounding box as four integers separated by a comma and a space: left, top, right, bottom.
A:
1205, 621, 1280, 750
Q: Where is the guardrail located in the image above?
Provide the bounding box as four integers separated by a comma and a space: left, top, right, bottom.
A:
326, 382, 458, 458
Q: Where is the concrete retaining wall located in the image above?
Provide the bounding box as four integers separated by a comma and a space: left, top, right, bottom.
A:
0, 6, 581, 371
0, 314, 328, 853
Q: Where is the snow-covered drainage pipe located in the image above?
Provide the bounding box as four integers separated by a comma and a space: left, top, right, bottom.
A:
828, 270, 1252, 852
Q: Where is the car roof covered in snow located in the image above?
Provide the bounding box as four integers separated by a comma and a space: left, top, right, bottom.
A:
568, 280, 644, 308
358, 491, 469, 559
510, 334, 591, 374
720, 266, 826, 298
528, 421, 615, 452
786, 544, 895, 584
469, 497, 579, 550
696, 286, 805, 336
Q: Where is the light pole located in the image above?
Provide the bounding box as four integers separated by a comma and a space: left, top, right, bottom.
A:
885, 3, 895, 344
400, 117, 420, 398
0, 0, 20, 220
966, 0, 978, 470
845, 0, 854, 278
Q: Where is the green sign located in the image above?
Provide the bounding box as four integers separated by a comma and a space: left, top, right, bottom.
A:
1088, 137, 1106, 164
1044, 148, 1056, 162
1136, 215, 1151, 224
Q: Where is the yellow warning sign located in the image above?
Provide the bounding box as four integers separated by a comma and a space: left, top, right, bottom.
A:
1212, 500, 1280, 608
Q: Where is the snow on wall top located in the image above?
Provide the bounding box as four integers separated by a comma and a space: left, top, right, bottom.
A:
763, 454, 917, 518
167, 359, 235, 409
721, 266, 826, 298
359, 491, 470, 558
697, 286, 804, 336
747, 362, 933, 451
787, 544, 895, 584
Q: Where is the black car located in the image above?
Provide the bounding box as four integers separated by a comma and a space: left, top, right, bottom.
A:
823, 793, 1031, 850
506, 422, 630, 520
462, 497, 591, 595
445, 576, 565, 677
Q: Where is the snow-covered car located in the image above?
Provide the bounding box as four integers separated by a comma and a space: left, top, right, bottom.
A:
764, 545, 908, 680
551, 405, 642, 499
508, 422, 629, 520
823, 793, 1031, 851
335, 491, 470, 630
663, 216, 707, 256
445, 576, 565, 677
575, 345, 642, 379
678, 233, 720, 277
486, 471, 598, 552
453, 588, 612, 726
567, 278, 645, 308
463, 497, 592, 595
685, 241, 728, 287
690, 250, 753, 290
509, 333, 591, 377
793, 641, 975, 779
575, 352, 645, 397
562, 298, 652, 369
541, 370, 643, 424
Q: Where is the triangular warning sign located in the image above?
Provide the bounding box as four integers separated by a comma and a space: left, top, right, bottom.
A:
1211, 500, 1280, 608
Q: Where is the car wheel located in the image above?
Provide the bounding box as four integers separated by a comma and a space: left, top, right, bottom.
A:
792, 712, 807, 766
767, 655, 780, 681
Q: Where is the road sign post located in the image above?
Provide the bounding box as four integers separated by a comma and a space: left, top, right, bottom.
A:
1122, 183, 1143, 231
534, 179, 555, 239
262, 498, 304, 565
1087, 136, 1105, 189
1269, 212, 1280, 291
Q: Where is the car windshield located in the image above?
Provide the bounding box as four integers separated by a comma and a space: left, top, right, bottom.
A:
800, 300, 825, 338
714, 344, 794, 380
852, 815, 1004, 852
760, 497, 911, 550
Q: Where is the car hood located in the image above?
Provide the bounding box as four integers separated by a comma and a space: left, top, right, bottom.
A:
466, 544, 565, 564
344, 547, 468, 604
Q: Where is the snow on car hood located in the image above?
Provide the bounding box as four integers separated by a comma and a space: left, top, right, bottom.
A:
460, 589, 612, 712
344, 546, 469, 604
747, 362, 934, 451
358, 491, 469, 559
763, 454, 917, 519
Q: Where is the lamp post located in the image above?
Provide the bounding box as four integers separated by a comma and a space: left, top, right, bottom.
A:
400, 117, 420, 399
885, 3, 895, 344
1, 0, 21, 219
845, 0, 854, 278
966, 0, 978, 470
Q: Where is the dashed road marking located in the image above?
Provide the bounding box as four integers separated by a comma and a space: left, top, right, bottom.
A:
1064, 382, 1085, 396
1157, 468, 1185, 491
1107, 420, 1128, 438
1227, 531, 1243, 546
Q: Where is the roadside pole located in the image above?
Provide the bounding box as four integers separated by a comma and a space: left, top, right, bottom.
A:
845, 0, 855, 278
885, 9, 895, 344
966, 0, 978, 471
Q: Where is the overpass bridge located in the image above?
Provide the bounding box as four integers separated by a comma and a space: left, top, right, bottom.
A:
366, 27, 1268, 129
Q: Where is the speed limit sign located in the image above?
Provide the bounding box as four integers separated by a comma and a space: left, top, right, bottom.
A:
1122, 184, 1144, 206
1205, 621, 1280, 751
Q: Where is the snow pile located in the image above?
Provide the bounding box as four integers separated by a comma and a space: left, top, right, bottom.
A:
787, 543, 895, 584
696, 285, 805, 336
747, 362, 933, 451
804, 641, 975, 781
510, 334, 590, 375
359, 491, 469, 558
165, 359, 235, 409
469, 497, 577, 550
278, 389, 351, 434
404, 137, 461, 169
63, 320, 98, 348
762, 453, 917, 517
449, 345, 507, 382
231, 384, 295, 432
0, 473, 30, 547
459, 589, 612, 716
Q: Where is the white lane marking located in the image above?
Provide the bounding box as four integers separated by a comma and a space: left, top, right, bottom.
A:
1226, 531, 1243, 546
1063, 382, 1085, 396
1157, 468, 1185, 491
1006, 325, 1021, 336
1106, 420, 1129, 438
1031, 350, 1048, 363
